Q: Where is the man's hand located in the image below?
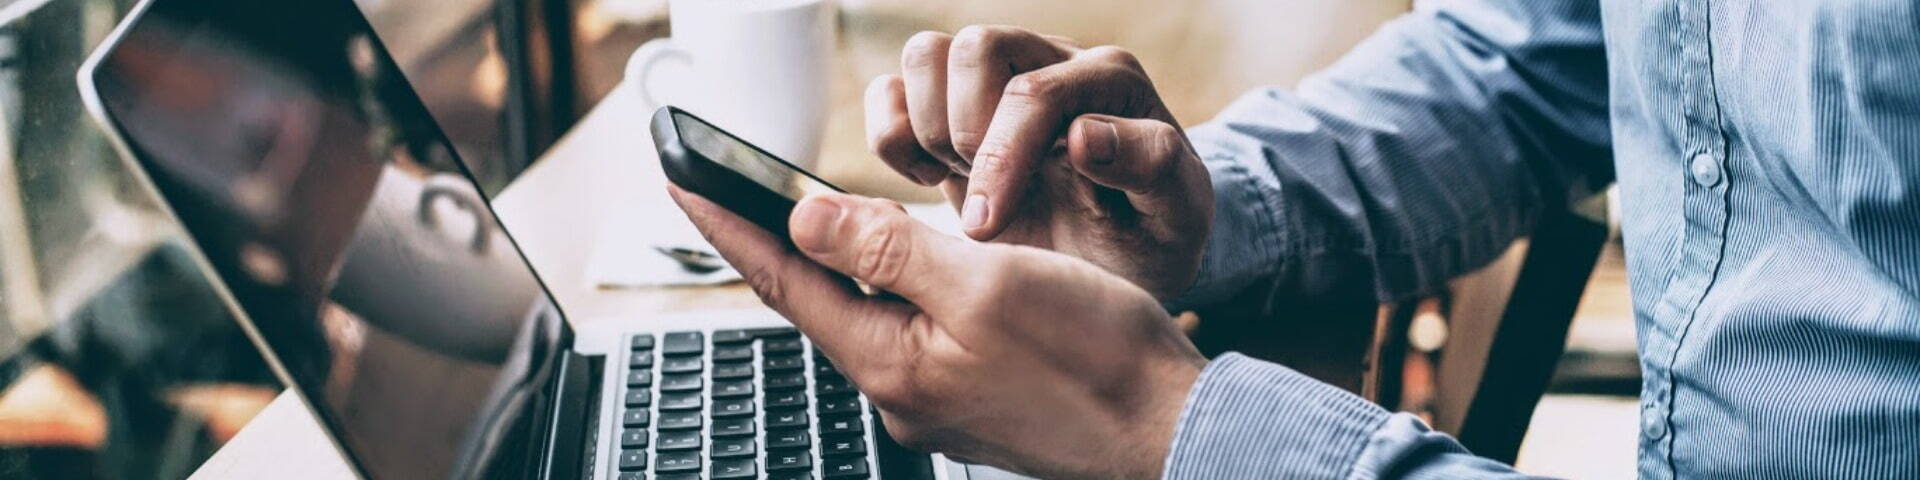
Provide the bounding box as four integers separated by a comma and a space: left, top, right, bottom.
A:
864, 26, 1213, 300
670, 186, 1207, 479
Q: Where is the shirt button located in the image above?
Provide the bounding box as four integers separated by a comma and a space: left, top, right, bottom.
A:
1642, 401, 1668, 440
1689, 153, 1722, 188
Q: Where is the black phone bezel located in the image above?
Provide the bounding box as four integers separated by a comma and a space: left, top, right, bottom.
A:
650, 106, 844, 239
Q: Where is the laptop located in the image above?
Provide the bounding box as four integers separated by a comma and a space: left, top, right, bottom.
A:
73, 0, 1010, 478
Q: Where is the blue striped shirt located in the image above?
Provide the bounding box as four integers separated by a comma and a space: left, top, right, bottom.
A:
1165, 0, 1920, 478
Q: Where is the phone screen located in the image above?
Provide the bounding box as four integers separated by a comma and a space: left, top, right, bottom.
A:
672, 110, 838, 201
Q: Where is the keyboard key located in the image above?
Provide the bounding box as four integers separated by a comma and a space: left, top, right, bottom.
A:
766, 410, 809, 429
624, 389, 652, 407
769, 473, 814, 480
618, 450, 647, 471
766, 429, 811, 449
711, 418, 755, 437
630, 334, 655, 350
764, 356, 805, 372
816, 395, 861, 415
766, 449, 813, 471
619, 428, 648, 448
713, 398, 756, 417
814, 375, 855, 396
764, 338, 804, 355
712, 329, 754, 345
661, 332, 704, 356
712, 437, 757, 458
658, 475, 698, 480
747, 327, 800, 339
820, 416, 863, 435
764, 373, 806, 391
658, 411, 702, 430
659, 392, 703, 411
712, 380, 754, 398
712, 458, 757, 479
628, 351, 654, 368
660, 356, 703, 374
712, 363, 755, 379
617, 473, 645, 480
625, 370, 652, 387
655, 451, 700, 473
660, 374, 703, 392
813, 361, 839, 377
766, 390, 807, 409
823, 457, 870, 478
821, 436, 866, 457
712, 345, 755, 363
657, 430, 702, 451
621, 409, 650, 427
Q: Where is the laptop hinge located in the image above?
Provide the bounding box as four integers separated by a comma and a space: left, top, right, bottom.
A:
538, 351, 603, 480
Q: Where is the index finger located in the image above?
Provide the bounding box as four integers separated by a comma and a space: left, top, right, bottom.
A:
944, 25, 1073, 161
666, 185, 913, 362
961, 60, 1150, 239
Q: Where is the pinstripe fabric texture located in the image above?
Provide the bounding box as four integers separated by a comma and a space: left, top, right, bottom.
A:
1162, 0, 1920, 478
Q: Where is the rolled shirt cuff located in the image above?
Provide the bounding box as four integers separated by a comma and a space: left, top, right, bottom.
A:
1163, 352, 1389, 479
1163, 152, 1287, 313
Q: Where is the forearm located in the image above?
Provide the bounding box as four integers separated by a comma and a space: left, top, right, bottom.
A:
1164, 354, 1543, 479
1168, 0, 1612, 309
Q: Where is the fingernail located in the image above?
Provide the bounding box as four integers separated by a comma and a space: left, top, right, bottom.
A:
961, 194, 988, 230
791, 197, 845, 251
1083, 118, 1118, 164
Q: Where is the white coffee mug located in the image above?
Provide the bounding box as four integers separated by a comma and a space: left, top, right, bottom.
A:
627, 0, 835, 169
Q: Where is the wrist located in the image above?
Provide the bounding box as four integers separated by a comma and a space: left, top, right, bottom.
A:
1119, 351, 1207, 480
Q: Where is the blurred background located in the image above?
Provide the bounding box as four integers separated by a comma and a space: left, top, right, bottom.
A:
0, 0, 1638, 478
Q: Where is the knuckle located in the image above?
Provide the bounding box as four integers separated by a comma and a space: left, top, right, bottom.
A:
1146, 121, 1187, 164
1084, 45, 1143, 70
863, 74, 897, 101
901, 31, 950, 69
970, 148, 1021, 181
951, 25, 1035, 66
870, 119, 916, 157
949, 25, 1001, 55
948, 130, 985, 158
853, 216, 915, 287
915, 128, 954, 152
1003, 70, 1062, 101
874, 197, 909, 213
742, 265, 788, 311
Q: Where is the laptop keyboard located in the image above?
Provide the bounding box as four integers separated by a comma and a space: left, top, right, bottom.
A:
616, 328, 874, 479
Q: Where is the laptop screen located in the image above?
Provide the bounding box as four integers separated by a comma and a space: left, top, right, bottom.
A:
86, 0, 564, 477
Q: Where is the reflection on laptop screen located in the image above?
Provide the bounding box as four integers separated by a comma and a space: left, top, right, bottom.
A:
88, 0, 562, 477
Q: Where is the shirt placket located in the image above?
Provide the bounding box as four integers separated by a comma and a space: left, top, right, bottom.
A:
1640, 0, 1732, 477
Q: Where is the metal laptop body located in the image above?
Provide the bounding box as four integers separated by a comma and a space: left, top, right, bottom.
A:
72, 0, 970, 478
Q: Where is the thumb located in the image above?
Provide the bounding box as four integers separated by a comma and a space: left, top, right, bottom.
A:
1065, 114, 1206, 219
789, 193, 977, 313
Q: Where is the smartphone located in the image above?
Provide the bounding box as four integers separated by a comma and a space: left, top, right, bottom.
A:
651, 106, 844, 239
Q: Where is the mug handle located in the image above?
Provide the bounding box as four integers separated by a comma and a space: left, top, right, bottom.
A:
626, 38, 693, 110
417, 174, 493, 253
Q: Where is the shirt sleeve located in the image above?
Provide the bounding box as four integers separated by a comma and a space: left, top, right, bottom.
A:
1164, 353, 1548, 479
1167, 0, 1613, 310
